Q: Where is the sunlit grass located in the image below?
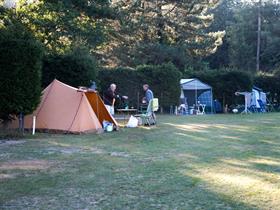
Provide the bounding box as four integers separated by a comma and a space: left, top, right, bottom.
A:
0, 113, 279, 209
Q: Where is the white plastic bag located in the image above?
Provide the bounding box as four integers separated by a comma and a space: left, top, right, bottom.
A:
126, 115, 138, 128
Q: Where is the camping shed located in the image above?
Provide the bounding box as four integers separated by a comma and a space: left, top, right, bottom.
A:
180, 78, 213, 113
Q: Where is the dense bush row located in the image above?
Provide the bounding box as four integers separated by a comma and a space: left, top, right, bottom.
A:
0, 22, 43, 123
98, 63, 182, 111
42, 46, 98, 88
254, 70, 280, 106
97, 67, 280, 111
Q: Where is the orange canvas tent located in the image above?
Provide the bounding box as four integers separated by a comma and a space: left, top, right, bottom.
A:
11, 79, 118, 133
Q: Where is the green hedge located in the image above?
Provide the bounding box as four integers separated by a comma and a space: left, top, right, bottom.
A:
42, 46, 98, 88
137, 63, 182, 110
254, 71, 280, 106
98, 63, 182, 111
0, 22, 43, 123
98, 67, 143, 108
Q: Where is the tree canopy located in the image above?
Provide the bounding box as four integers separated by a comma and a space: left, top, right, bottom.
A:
98, 0, 225, 67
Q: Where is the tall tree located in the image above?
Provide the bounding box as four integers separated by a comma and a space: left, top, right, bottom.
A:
100, 0, 225, 67
0, 17, 43, 124
1, 0, 114, 53
207, 0, 280, 72
256, 0, 262, 72
204, 0, 239, 69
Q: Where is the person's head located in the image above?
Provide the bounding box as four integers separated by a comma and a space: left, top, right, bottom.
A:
143, 84, 149, 91
110, 83, 116, 92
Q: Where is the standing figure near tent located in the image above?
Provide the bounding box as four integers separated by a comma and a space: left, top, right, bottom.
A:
103, 84, 118, 116
142, 84, 154, 104
103, 84, 128, 116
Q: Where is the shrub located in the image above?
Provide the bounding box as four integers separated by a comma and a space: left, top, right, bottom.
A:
254, 71, 280, 106
98, 63, 182, 111
0, 21, 43, 124
42, 46, 98, 87
98, 67, 143, 108
130, 43, 190, 70
137, 63, 182, 110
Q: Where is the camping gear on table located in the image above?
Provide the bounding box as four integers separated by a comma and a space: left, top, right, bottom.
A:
7, 79, 118, 133
134, 98, 159, 126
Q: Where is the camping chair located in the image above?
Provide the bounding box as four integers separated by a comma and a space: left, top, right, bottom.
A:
135, 98, 159, 126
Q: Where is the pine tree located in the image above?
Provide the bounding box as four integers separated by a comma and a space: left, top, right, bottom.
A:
104, 0, 225, 67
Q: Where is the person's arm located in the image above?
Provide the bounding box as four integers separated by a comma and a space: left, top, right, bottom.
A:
112, 98, 116, 106
115, 92, 128, 100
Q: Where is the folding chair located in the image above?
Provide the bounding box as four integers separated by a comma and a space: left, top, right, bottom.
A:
135, 98, 159, 126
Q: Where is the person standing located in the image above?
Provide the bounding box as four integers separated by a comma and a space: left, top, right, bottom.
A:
143, 84, 154, 104
103, 84, 118, 116
103, 84, 128, 115
143, 84, 156, 124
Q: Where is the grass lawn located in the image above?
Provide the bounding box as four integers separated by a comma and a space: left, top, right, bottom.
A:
0, 113, 280, 210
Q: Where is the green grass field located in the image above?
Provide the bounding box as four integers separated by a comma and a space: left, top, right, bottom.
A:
0, 113, 280, 210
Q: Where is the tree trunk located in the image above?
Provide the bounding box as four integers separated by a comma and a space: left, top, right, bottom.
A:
256, 0, 261, 72
156, 0, 164, 44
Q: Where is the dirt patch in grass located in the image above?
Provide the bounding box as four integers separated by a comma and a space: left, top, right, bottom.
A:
0, 140, 26, 146
0, 173, 17, 180
0, 160, 51, 170
44, 146, 106, 155
110, 152, 130, 157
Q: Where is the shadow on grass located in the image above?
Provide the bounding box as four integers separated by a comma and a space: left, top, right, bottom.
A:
0, 114, 279, 209
0, 157, 260, 209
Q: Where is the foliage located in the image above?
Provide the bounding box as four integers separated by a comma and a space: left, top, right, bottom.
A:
227, 3, 259, 71
183, 68, 253, 107
117, 0, 224, 53
98, 67, 142, 108
137, 63, 182, 110
205, 0, 236, 69
1, 0, 113, 53
206, 0, 280, 72
254, 71, 280, 105
102, 0, 225, 67
98, 63, 181, 111
118, 43, 190, 70
42, 46, 98, 88
0, 20, 43, 123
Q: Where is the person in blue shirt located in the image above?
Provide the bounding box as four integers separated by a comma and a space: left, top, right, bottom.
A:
143, 84, 156, 124
143, 84, 154, 104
